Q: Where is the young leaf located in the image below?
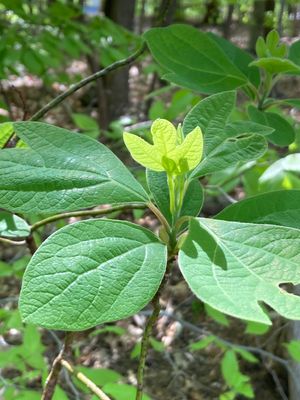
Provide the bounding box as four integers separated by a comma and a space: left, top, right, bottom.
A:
19, 219, 167, 330
248, 106, 295, 146
216, 190, 300, 229
123, 132, 164, 171
256, 37, 267, 58
250, 58, 300, 75
0, 122, 148, 214
183, 92, 266, 177
144, 25, 247, 94
179, 218, 300, 324
146, 170, 203, 224
0, 211, 30, 238
124, 119, 203, 175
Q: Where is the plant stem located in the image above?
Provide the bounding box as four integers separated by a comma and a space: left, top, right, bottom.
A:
31, 204, 146, 232
0, 237, 26, 246
135, 261, 172, 400
42, 333, 73, 400
30, 43, 146, 122
61, 359, 112, 400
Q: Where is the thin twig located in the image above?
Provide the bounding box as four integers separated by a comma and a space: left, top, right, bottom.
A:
30, 43, 146, 122
135, 262, 172, 400
0, 237, 26, 246
61, 359, 112, 400
47, 330, 81, 400
42, 333, 74, 400
30, 204, 146, 232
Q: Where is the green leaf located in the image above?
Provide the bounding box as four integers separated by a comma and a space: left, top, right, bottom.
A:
0, 211, 30, 238
233, 348, 258, 363
260, 154, 300, 188
204, 304, 229, 326
130, 342, 141, 359
250, 57, 300, 74
74, 367, 121, 393
102, 383, 151, 400
244, 321, 269, 336
221, 350, 240, 387
19, 219, 167, 330
284, 340, 300, 362
0, 122, 148, 214
207, 32, 260, 87
72, 113, 99, 132
225, 121, 274, 137
189, 335, 216, 351
124, 119, 203, 175
281, 99, 300, 109
248, 106, 295, 146
146, 170, 203, 224
221, 351, 254, 398
0, 122, 13, 148
90, 326, 126, 337
144, 25, 247, 94
149, 337, 165, 352
183, 92, 267, 177
216, 190, 300, 229
124, 132, 164, 171
288, 40, 300, 67
256, 37, 267, 58
179, 217, 300, 324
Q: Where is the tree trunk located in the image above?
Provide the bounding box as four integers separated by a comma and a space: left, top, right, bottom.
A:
222, 3, 234, 39
103, 0, 136, 123
248, 0, 266, 53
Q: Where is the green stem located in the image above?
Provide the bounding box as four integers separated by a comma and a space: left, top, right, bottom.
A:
167, 173, 176, 224
135, 260, 172, 400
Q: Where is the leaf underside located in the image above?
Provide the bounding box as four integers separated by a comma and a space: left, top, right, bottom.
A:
179, 218, 300, 324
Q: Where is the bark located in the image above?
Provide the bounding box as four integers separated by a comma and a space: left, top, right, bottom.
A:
103, 0, 136, 122
222, 3, 234, 39
248, 0, 265, 53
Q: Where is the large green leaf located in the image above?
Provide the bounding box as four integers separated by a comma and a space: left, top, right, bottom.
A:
146, 170, 203, 224
179, 218, 300, 324
216, 190, 300, 229
207, 32, 260, 87
183, 92, 267, 177
144, 25, 247, 94
0, 122, 148, 214
19, 219, 167, 330
0, 211, 30, 238
248, 105, 295, 146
